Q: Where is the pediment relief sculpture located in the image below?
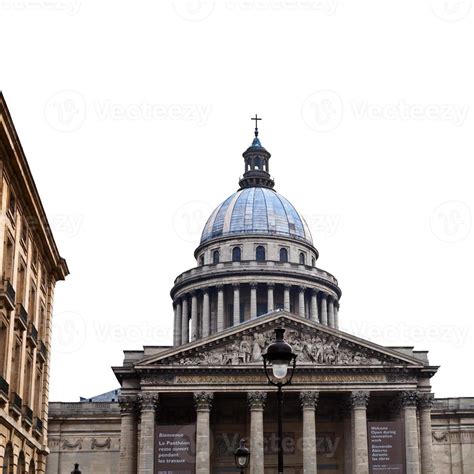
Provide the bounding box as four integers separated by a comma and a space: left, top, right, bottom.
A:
160, 327, 401, 367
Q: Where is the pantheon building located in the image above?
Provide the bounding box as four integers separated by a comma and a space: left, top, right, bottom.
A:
47, 127, 474, 474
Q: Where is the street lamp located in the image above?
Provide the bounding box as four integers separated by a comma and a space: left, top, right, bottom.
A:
262, 327, 297, 474
234, 439, 250, 474
71, 464, 81, 474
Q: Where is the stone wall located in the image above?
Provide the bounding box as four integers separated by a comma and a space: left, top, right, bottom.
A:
47, 397, 474, 474
46, 402, 120, 474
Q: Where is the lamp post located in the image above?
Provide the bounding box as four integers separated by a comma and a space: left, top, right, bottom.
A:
71, 464, 81, 474
234, 439, 250, 474
262, 327, 297, 474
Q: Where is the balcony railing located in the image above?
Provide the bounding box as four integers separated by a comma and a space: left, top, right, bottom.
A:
10, 392, 22, 417
27, 323, 38, 347
15, 304, 28, 331
0, 376, 9, 404
34, 417, 43, 436
22, 405, 33, 427
0, 280, 16, 311
38, 341, 47, 363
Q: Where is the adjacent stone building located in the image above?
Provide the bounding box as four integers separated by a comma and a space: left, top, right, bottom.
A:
47, 125, 473, 473
0, 93, 68, 473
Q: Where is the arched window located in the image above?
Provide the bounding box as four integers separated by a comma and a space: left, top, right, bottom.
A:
312, 257, 316, 267
279, 248, 288, 262
199, 255, 205, 266
299, 252, 306, 265
212, 250, 220, 264
17, 453, 26, 474
232, 247, 241, 262
3, 443, 14, 474
256, 246, 266, 262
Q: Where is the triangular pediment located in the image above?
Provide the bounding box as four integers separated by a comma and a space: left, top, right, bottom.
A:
136, 311, 427, 369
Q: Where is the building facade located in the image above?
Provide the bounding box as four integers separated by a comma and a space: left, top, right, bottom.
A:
0, 94, 68, 473
46, 126, 473, 474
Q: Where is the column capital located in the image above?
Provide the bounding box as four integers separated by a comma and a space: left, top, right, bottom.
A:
232, 282, 240, 290
118, 395, 139, 415
216, 284, 224, 291
312, 288, 319, 296
300, 391, 319, 409
320, 292, 327, 300
267, 282, 275, 289
247, 391, 267, 410
417, 392, 434, 409
138, 392, 159, 412
201, 287, 209, 295
284, 284, 291, 290
299, 285, 306, 292
350, 390, 370, 408
249, 282, 258, 289
194, 391, 213, 411
400, 390, 418, 408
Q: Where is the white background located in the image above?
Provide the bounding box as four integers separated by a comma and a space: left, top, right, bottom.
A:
0, 0, 473, 401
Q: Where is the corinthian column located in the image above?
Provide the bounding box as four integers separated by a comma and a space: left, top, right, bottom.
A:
334, 303, 339, 329
300, 391, 319, 474
250, 283, 258, 319
233, 283, 240, 326
401, 391, 421, 474
173, 300, 182, 346
298, 286, 306, 318
138, 392, 159, 474
181, 297, 189, 344
267, 283, 275, 312
328, 298, 335, 328
311, 290, 319, 323
202, 289, 210, 337
320, 294, 328, 326
194, 392, 213, 474
217, 285, 224, 332
248, 392, 267, 474
191, 292, 198, 341
284, 285, 291, 312
119, 395, 138, 474
350, 391, 370, 474
418, 393, 434, 474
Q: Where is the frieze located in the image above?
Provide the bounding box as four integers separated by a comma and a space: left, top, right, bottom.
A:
162, 327, 397, 367
91, 437, 111, 450
62, 439, 83, 450
169, 374, 386, 385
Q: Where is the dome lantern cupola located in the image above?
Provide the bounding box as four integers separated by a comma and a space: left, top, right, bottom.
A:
239, 115, 275, 190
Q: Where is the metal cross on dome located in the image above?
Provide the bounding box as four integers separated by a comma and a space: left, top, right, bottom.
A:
251, 114, 261, 137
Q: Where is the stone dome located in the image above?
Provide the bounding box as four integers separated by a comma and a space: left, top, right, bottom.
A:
200, 187, 313, 245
